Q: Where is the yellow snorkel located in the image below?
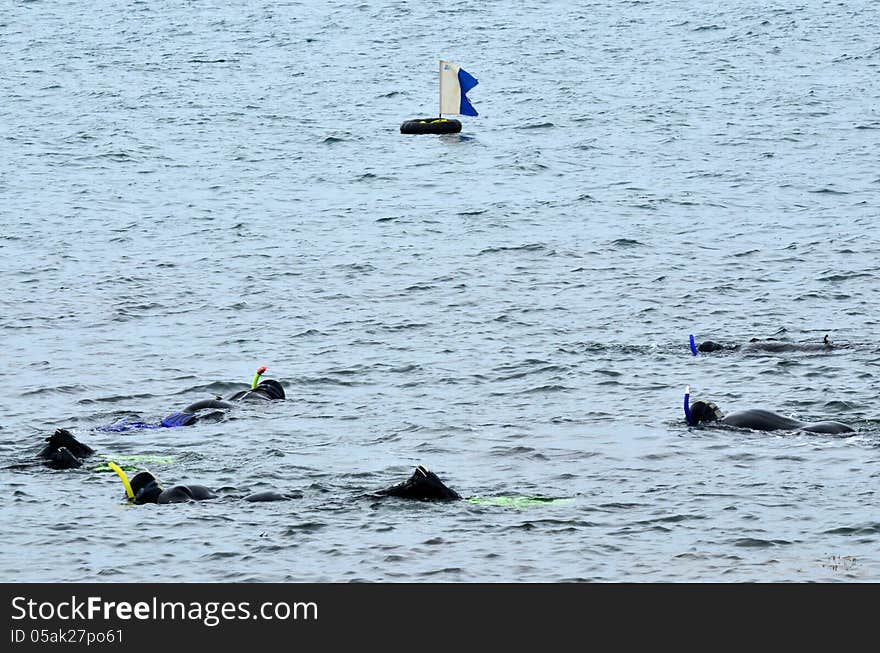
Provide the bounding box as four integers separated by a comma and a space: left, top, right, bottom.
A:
251, 365, 267, 389
107, 461, 135, 502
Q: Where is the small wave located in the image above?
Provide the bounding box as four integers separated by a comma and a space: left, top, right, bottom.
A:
515, 122, 555, 129
404, 283, 433, 292
296, 376, 364, 387
608, 238, 644, 248
291, 328, 325, 338
201, 551, 240, 560
170, 381, 237, 396
493, 363, 568, 381
283, 522, 327, 534
418, 568, 464, 577
87, 151, 137, 163
520, 384, 571, 394
732, 538, 792, 547
809, 188, 849, 195
354, 172, 391, 181
96, 568, 126, 576
823, 523, 880, 536
389, 364, 421, 373
477, 243, 547, 255
378, 322, 428, 332
490, 445, 535, 455
334, 262, 376, 273
636, 514, 706, 525
78, 392, 160, 405
598, 502, 642, 510
819, 272, 873, 282
20, 384, 89, 397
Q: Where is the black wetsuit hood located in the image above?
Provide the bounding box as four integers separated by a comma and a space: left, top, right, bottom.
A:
226, 379, 286, 402
130, 471, 163, 504
252, 379, 285, 400
689, 400, 725, 424
376, 466, 461, 501
38, 429, 94, 469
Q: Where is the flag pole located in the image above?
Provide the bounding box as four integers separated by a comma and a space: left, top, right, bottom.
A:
438, 60, 442, 118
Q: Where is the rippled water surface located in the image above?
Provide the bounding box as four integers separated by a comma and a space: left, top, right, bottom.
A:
2, 0, 879, 582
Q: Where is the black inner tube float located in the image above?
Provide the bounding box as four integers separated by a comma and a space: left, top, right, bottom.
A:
400, 117, 462, 134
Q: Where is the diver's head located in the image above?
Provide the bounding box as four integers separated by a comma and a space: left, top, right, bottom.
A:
697, 341, 726, 353
256, 379, 285, 400
689, 400, 724, 424
129, 471, 163, 504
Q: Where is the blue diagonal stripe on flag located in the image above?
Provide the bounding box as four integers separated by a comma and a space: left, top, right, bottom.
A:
439, 61, 479, 117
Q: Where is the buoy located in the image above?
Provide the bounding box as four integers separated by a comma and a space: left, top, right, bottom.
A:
400, 118, 462, 134
400, 61, 478, 135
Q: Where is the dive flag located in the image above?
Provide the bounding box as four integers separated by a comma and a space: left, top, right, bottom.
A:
439, 61, 479, 117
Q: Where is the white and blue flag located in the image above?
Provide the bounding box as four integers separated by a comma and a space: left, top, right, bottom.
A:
439, 61, 478, 117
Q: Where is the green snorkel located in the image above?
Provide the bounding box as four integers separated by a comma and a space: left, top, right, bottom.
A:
251, 365, 267, 390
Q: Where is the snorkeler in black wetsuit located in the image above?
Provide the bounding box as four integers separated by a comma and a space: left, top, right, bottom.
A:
682, 387, 853, 434
37, 429, 95, 470
692, 334, 835, 354
374, 465, 462, 501
37, 368, 285, 470
98, 367, 285, 431
163, 377, 286, 427
111, 466, 455, 506
106, 463, 570, 507
110, 468, 299, 504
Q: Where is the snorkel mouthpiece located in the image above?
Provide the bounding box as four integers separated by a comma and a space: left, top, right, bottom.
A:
689, 334, 698, 356
107, 461, 135, 501
251, 365, 267, 389
684, 385, 695, 426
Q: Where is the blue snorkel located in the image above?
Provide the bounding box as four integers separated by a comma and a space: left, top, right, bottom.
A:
684, 385, 695, 426
689, 334, 698, 356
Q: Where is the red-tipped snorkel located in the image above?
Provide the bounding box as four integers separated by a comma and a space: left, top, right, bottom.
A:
684, 385, 695, 426
251, 365, 267, 390
689, 334, 698, 356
